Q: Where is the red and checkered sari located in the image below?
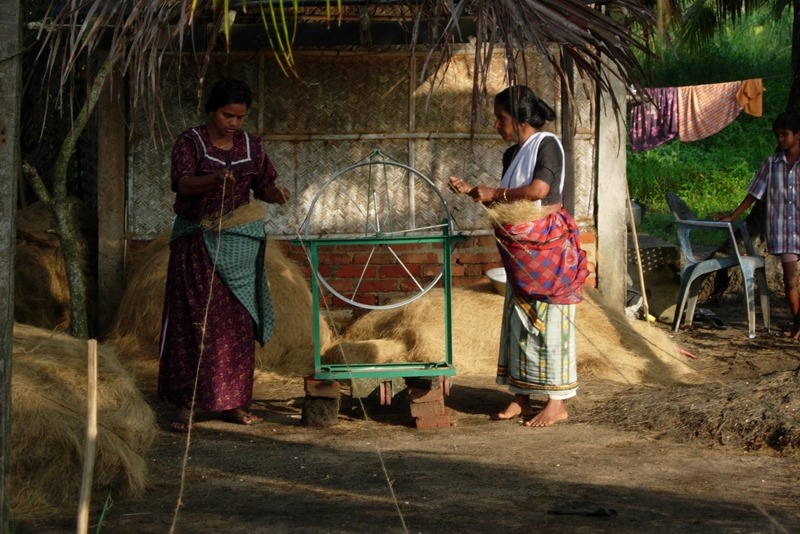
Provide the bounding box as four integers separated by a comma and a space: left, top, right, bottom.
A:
494, 209, 588, 327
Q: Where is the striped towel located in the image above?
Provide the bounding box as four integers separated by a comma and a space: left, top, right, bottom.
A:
678, 81, 743, 142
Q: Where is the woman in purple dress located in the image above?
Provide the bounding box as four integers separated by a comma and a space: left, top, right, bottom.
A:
158, 78, 290, 432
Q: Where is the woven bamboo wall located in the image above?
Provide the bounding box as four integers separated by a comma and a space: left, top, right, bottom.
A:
126, 48, 596, 240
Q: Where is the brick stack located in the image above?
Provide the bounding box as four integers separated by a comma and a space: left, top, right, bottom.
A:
405, 377, 451, 429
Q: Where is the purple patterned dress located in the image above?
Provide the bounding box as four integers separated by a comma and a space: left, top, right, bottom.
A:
157, 125, 278, 411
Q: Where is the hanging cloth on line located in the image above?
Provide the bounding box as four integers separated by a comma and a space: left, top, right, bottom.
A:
629, 87, 678, 153
678, 81, 743, 142
736, 78, 765, 117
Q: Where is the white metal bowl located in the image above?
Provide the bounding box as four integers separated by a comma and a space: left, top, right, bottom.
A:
486, 267, 507, 296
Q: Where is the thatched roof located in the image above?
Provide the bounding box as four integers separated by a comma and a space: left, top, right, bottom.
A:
32, 0, 655, 127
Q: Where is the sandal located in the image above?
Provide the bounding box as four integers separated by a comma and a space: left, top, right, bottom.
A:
169, 406, 196, 433
220, 408, 263, 426
169, 420, 195, 433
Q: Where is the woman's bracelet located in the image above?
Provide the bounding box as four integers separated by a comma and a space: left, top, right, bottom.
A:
502, 188, 509, 202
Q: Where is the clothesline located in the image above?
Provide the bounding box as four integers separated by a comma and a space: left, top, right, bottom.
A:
629, 78, 764, 152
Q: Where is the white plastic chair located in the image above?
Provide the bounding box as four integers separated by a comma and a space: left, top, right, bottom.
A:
666, 192, 770, 338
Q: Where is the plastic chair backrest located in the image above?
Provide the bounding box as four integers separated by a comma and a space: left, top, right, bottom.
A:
666, 192, 696, 222
665, 190, 754, 263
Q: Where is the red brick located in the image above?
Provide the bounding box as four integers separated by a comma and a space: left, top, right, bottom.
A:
323, 278, 355, 293
304, 376, 341, 398
281, 241, 301, 255
465, 264, 487, 276
357, 279, 401, 293
474, 235, 497, 247
410, 401, 447, 418
378, 264, 422, 278
579, 231, 596, 245
457, 252, 499, 264
407, 385, 444, 402
447, 264, 466, 277
348, 281, 375, 293
397, 252, 441, 263
397, 279, 418, 292
420, 264, 440, 278
318, 252, 351, 265
351, 251, 395, 264
333, 265, 377, 278
414, 410, 452, 429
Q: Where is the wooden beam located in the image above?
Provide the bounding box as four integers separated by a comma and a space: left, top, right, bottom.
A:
0, 1, 22, 526
560, 54, 575, 214
96, 64, 127, 336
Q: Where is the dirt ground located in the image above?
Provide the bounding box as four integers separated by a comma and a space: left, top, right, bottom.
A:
16, 296, 800, 534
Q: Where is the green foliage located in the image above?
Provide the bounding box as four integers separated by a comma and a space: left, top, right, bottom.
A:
628, 8, 792, 242
96, 494, 113, 533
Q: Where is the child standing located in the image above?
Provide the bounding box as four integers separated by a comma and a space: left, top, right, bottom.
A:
719, 111, 800, 338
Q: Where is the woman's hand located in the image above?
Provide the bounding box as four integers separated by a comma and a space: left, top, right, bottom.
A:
262, 185, 290, 204
448, 176, 502, 204
216, 168, 236, 187
468, 185, 501, 204
448, 176, 474, 195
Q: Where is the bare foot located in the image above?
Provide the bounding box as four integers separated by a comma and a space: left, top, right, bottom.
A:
782, 325, 800, 340
220, 408, 263, 425
491, 394, 533, 420
523, 398, 569, 427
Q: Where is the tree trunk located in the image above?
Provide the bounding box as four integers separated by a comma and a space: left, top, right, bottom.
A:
35, 57, 112, 338
789, 0, 800, 115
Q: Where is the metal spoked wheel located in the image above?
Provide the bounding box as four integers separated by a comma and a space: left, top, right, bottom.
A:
300, 150, 455, 310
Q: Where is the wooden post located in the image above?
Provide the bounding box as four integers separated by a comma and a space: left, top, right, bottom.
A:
594, 64, 628, 309
0, 1, 22, 528
96, 62, 127, 335
560, 54, 576, 215
77, 340, 98, 533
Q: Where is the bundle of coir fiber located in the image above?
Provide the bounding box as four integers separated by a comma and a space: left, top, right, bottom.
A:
10, 323, 156, 515
14, 239, 71, 330
482, 199, 545, 226
576, 287, 700, 385
108, 203, 331, 381
323, 286, 502, 376
323, 284, 696, 385
14, 201, 94, 331
105, 235, 170, 382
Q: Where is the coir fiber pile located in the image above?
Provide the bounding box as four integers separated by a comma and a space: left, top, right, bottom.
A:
10, 324, 157, 515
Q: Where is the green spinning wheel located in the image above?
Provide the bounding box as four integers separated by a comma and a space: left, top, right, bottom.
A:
300, 150, 458, 310
296, 150, 466, 383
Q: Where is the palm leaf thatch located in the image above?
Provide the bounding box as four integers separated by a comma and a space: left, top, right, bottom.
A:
30, 0, 656, 130
415, 0, 654, 121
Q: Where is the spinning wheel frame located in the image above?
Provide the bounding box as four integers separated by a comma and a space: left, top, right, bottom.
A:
301, 153, 456, 310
